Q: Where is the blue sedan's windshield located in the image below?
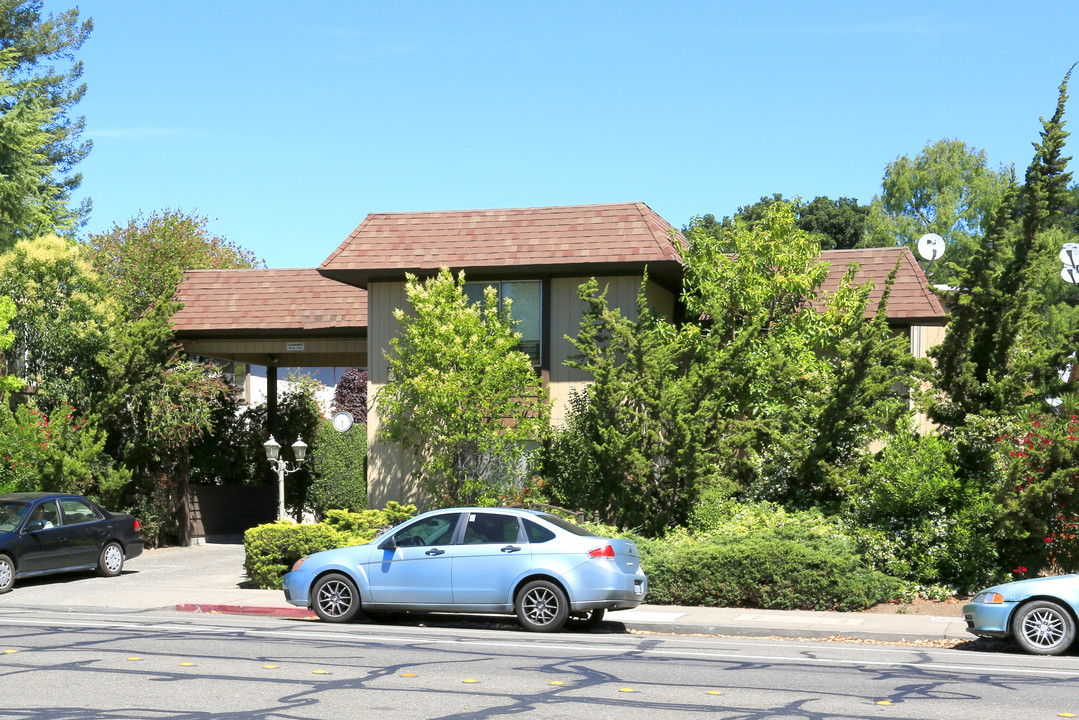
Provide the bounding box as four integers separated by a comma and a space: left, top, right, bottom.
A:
0, 501, 31, 532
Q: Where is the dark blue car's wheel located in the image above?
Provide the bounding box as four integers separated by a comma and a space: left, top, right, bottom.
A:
98, 542, 124, 577
0, 554, 13, 594
516, 580, 569, 632
1012, 600, 1076, 655
312, 573, 361, 623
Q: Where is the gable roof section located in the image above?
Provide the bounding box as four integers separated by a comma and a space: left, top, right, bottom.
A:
172, 268, 367, 337
318, 202, 685, 289
819, 246, 945, 324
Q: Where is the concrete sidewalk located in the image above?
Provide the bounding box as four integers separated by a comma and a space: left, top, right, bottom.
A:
1, 543, 971, 643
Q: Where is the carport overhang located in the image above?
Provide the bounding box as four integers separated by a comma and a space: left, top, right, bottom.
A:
171, 268, 368, 435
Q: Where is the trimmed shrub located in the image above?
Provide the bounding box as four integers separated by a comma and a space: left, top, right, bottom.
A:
243, 503, 417, 588
308, 419, 368, 518
642, 529, 899, 611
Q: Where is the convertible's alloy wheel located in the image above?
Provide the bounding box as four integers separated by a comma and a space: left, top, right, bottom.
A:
1013, 600, 1076, 655
316, 580, 354, 618
1022, 608, 1066, 647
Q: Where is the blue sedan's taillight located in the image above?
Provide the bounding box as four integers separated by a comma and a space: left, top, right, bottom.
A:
588, 544, 615, 559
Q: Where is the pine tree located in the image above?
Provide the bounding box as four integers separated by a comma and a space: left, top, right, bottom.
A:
0, 1, 92, 249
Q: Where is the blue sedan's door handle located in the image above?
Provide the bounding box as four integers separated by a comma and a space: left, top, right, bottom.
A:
425, 548, 445, 556
501, 545, 521, 553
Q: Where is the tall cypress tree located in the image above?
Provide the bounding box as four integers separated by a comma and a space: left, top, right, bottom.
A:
929, 68, 1076, 427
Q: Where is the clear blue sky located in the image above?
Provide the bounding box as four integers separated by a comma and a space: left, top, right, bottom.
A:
56, 1, 1079, 269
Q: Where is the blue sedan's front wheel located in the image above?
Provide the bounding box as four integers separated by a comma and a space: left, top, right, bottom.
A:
312, 573, 362, 623
1012, 600, 1076, 655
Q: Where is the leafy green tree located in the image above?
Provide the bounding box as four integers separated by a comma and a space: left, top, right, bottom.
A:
0, 292, 22, 394
799, 196, 869, 249
84, 208, 263, 318
377, 268, 551, 506
0, 234, 111, 403
548, 202, 923, 531
684, 194, 870, 251
0, 1, 92, 249
865, 139, 1012, 285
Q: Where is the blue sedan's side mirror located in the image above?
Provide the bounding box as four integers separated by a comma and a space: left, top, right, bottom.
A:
378, 535, 397, 551
26, 520, 47, 532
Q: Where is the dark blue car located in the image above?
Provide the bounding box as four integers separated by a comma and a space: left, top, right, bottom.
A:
0, 492, 143, 593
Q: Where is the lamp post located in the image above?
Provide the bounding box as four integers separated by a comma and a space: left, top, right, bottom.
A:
264, 434, 308, 521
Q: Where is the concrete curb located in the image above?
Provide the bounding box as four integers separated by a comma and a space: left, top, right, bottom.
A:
169, 603, 968, 643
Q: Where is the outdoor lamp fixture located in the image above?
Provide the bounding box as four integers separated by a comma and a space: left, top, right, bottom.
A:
264, 435, 308, 520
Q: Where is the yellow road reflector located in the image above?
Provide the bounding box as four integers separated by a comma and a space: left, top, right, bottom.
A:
401, 672, 418, 677
1059, 714, 1076, 718
126, 657, 141, 661
262, 664, 278, 669
876, 700, 893, 706
706, 690, 723, 695
313, 670, 328, 675
549, 681, 565, 686
619, 688, 635, 693
463, 679, 478, 683
3, 649, 17, 654
179, 662, 194, 667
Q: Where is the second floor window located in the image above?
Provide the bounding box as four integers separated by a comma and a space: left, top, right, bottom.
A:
463, 280, 541, 365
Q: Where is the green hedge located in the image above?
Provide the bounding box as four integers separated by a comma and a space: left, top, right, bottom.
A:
243, 502, 416, 589
641, 531, 900, 611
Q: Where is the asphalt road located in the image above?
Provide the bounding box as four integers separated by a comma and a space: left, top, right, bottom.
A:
1, 607, 1077, 719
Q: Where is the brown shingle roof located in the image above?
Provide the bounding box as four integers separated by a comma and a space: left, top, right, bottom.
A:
318, 202, 685, 289
172, 268, 367, 336
819, 247, 945, 324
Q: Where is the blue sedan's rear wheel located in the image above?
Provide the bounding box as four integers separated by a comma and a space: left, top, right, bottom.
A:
516, 580, 569, 632
1012, 600, 1076, 655
0, 554, 13, 594
312, 573, 361, 623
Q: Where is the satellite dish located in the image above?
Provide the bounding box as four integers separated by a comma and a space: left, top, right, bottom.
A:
1059, 243, 1079, 266
917, 233, 946, 262
1061, 266, 1079, 286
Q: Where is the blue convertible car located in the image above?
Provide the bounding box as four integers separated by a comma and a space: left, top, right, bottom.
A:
283, 507, 647, 632
963, 574, 1079, 654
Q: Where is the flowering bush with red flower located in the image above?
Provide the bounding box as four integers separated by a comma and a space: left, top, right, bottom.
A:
995, 411, 1079, 576
0, 401, 126, 499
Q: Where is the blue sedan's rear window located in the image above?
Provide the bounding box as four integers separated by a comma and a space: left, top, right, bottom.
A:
535, 513, 599, 537
523, 519, 556, 543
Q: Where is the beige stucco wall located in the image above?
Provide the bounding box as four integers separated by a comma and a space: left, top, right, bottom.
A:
911, 323, 947, 436
365, 275, 676, 508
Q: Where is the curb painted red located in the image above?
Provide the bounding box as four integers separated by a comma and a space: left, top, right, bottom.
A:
175, 603, 317, 619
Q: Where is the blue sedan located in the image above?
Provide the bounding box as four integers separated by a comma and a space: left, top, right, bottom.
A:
963, 575, 1079, 654
282, 507, 647, 632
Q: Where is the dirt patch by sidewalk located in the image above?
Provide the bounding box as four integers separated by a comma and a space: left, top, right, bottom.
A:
865, 597, 968, 616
